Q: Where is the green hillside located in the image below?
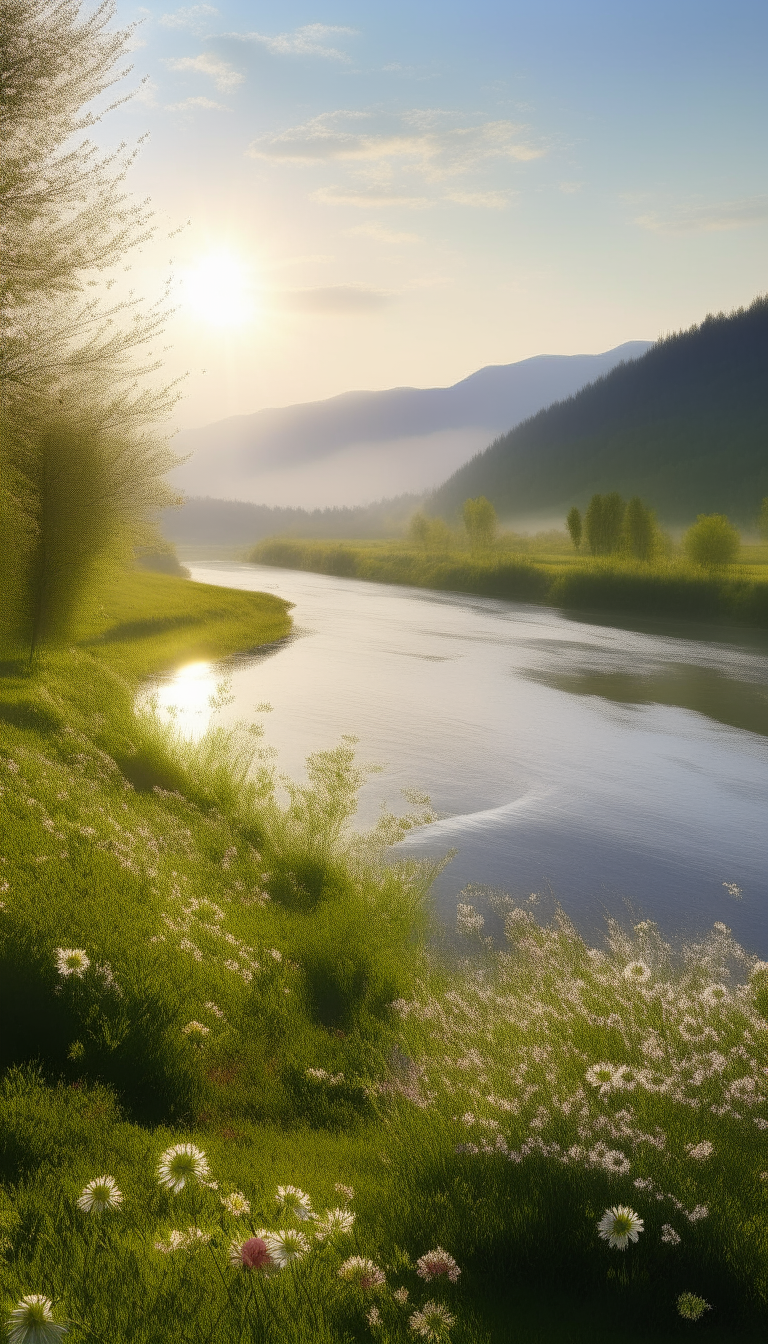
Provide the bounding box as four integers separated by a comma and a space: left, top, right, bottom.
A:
430, 296, 768, 526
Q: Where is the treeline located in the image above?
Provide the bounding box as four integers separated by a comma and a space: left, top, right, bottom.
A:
160, 493, 424, 548
566, 493, 768, 567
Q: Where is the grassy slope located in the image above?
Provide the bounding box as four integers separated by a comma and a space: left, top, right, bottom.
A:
1, 570, 766, 1342
248, 537, 768, 628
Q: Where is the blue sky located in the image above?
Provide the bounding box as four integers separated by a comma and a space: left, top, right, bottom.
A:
112, 1, 768, 426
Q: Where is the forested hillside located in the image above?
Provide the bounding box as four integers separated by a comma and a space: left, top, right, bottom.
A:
430, 297, 768, 526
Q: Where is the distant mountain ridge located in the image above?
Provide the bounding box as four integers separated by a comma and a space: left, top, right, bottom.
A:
170, 342, 651, 509
429, 297, 768, 527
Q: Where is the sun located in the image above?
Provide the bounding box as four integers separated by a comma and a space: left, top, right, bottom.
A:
184, 250, 254, 327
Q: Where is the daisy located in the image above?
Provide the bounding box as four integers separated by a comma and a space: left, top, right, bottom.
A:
157, 1143, 210, 1193
54, 948, 89, 978
275, 1185, 313, 1221
221, 1191, 250, 1217
622, 961, 651, 985
597, 1206, 644, 1250
409, 1301, 455, 1341
229, 1233, 278, 1272
416, 1248, 461, 1283
334, 1183, 355, 1202
264, 1228, 309, 1268
677, 1293, 711, 1321
585, 1063, 618, 1096
313, 1207, 355, 1240
6, 1296, 67, 1344
338, 1256, 386, 1290
76, 1175, 123, 1213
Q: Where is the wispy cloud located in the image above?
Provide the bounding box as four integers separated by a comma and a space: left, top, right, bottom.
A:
159, 5, 218, 34
248, 113, 544, 181
311, 186, 431, 210
344, 222, 420, 243
637, 195, 768, 234
445, 189, 512, 209
231, 24, 357, 61
266, 284, 391, 314
166, 95, 228, 112
164, 53, 244, 91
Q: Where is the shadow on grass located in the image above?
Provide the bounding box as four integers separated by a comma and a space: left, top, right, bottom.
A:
87, 612, 201, 644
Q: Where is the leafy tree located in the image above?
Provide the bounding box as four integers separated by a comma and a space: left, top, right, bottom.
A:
624, 496, 655, 561
758, 497, 768, 542
584, 493, 626, 555
408, 511, 451, 550
683, 514, 740, 568
566, 506, 582, 550
462, 496, 497, 547
0, 0, 180, 657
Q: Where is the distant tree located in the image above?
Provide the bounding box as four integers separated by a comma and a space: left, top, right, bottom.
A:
566, 506, 582, 550
462, 496, 497, 547
585, 493, 626, 555
408, 511, 452, 550
409, 511, 431, 547
683, 514, 740, 568
758, 497, 768, 542
584, 494, 604, 554
624, 497, 655, 561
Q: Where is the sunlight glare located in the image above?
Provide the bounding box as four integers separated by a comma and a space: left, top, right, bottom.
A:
154, 661, 216, 739
184, 251, 255, 327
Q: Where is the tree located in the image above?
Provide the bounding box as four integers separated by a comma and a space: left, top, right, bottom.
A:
462, 496, 497, 547
0, 0, 180, 657
624, 497, 655, 561
408, 511, 451, 550
683, 514, 740, 568
758, 497, 768, 543
566, 506, 582, 550
584, 493, 626, 555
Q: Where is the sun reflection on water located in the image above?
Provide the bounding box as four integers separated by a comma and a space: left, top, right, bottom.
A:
148, 661, 217, 740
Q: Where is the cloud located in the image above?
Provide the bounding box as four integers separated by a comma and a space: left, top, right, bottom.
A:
232, 23, 357, 61
159, 5, 218, 33
344, 222, 420, 243
559, 180, 583, 195
637, 195, 768, 234
267, 285, 392, 314
444, 189, 512, 209
166, 95, 227, 112
248, 114, 543, 180
311, 186, 431, 210
164, 53, 243, 90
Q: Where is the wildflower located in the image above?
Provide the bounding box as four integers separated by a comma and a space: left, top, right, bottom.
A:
264, 1228, 309, 1267
585, 1063, 619, 1096
339, 1256, 386, 1290
394, 1287, 409, 1304
366, 1306, 382, 1328
314, 1207, 355, 1240
204, 1001, 225, 1019
154, 1227, 211, 1253
416, 1248, 461, 1283
686, 1205, 708, 1222
685, 1141, 714, 1161
54, 948, 89, 978
157, 1143, 210, 1193
276, 1185, 313, 1220
6, 1296, 67, 1344
597, 1206, 644, 1250
182, 1020, 210, 1040
661, 1224, 681, 1245
334, 1183, 354, 1202
221, 1191, 250, 1217
76, 1175, 123, 1214
409, 1301, 455, 1340
677, 1293, 711, 1321
229, 1234, 277, 1272
622, 961, 651, 984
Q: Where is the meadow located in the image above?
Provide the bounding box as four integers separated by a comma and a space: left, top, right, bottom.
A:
1, 569, 766, 1343
248, 537, 768, 628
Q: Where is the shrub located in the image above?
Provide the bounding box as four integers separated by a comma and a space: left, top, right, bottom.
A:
683, 514, 740, 568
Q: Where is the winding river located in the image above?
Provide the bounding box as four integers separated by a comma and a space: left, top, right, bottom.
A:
149, 562, 768, 954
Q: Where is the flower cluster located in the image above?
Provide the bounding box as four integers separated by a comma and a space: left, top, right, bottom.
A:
416, 1248, 461, 1283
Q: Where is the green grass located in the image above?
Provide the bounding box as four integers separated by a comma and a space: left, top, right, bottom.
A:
248, 538, 768, 628
1, 567, 766, 1341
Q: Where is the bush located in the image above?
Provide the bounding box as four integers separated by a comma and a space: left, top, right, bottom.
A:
683, 514, 740, 568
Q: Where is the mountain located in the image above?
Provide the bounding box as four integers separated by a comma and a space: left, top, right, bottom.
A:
429, 298, 768, 527
169, 342, 651, 509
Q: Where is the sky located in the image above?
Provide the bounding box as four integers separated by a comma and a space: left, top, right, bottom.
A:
107, 1, 768, 429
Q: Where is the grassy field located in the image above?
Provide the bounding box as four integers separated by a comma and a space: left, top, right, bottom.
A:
1, 568, 766, 1342
248, 538, 768, 628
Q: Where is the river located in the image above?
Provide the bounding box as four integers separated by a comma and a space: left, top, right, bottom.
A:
149, 562, 768, 953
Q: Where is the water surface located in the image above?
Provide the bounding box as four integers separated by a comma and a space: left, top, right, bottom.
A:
150, 563, 768, 952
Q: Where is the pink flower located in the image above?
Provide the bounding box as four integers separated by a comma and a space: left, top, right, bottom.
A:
416, 1248, 461, 1283
229, 1235, 277, 1272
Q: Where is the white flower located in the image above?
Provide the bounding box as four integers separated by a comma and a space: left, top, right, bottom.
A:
661, 1224, 681, 1245
6, 1296, 67, 1344
338, 1256, 386, 1289
677, 1293, 711, 1321
334, 1183, 354, 1202
409, 1300, 455, 1340
76, 1175, 123, 1213
597, 1205, 644, 1250
264, 1228, 309, 1267
585, 1062, 619, 1096
394, 1287, 409, 1304
54, 948, 89, 978
154, 1226, 211, 1253
182, 1020, 210, 1040
622, 961, 651, 984
204, 1001, 225, 1019
221, 1191, 250, 1217
685, 1141, 714, 1161
366, 1306, 382, 1327
313, 1207, 355, 1240
416, 1248, 461, 1283
275, 1185, 313, 1220
229, 1232, 278, 1272
157, 1143, 210, 1193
